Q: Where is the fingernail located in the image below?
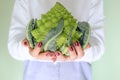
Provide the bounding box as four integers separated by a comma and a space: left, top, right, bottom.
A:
46, 53, 49, 56
24, 42, 27, 45
38, 42, 42, 47
50, 54, 53, 57
69, 46, 74, 51
56, 52, 60, 56
74, 41, 79, 46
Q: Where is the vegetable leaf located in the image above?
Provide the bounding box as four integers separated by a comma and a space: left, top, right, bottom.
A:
77, 22, 91, 49
26, 19, 37, 48
43, 18, 64, 51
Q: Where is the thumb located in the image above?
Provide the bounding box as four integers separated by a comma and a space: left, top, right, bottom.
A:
85, 43, 91, 49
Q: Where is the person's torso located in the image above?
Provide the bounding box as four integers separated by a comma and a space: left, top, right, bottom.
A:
24, 61, 92, 80
28, 0, 90, 22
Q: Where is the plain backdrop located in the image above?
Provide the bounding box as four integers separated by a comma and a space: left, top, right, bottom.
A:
0, 0, 120, 80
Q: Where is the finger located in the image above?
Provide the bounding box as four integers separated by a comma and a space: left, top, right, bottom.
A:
48, 52, 56, 58
74, 41, 84, 59
35, 51, 50, 60
85, 43, 91, 49
55, 51, 68, 61
52, 58, 57, 62
36, 52, 56, 62
22, 39, 33, 55
68, 46, 77, 61
49, 52, 57, 62
22, 39, 29, 47
31, 42, 42, 57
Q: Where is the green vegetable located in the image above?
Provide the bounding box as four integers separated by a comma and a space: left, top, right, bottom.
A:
26, 2, 91, 55
26, 19, 37, 48
77, 22, 91, 49
43, 18, 64, 51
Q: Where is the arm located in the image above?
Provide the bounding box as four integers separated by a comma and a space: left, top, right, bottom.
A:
54, 0, 105, 63
55, 0, 105, 63
8, 0, 56, 61
8, 0, 34, 60
80, 0, 105, 63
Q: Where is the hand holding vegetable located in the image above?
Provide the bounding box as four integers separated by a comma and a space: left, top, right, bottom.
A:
22, 39, 56, 61
25, 2, 91, 62
55, 41, 91, 61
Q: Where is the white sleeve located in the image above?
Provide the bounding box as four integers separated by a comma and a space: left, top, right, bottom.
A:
76, 0, 105, 63
8, 0, 35, 61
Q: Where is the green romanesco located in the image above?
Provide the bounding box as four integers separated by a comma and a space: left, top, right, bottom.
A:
26, 2, 91, 55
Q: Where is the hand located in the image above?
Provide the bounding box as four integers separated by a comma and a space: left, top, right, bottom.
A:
22, 39, 56, 62
55, 41, 90, 61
